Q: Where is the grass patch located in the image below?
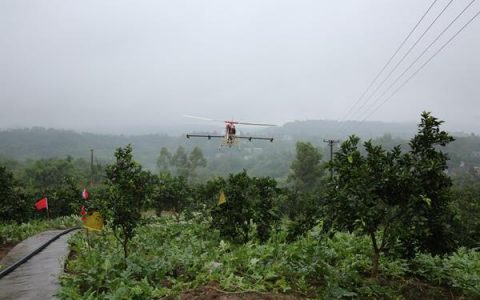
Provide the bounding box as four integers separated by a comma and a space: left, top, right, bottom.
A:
0, 215, 81, 246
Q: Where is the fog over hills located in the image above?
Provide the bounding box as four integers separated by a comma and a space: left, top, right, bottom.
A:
1, 118, 478, 169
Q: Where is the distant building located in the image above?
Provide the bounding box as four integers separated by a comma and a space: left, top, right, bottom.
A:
472, 151, 480, 158
473, 166, 480, 176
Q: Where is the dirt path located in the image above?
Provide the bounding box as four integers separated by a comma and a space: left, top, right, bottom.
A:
0, 243, 16, 261
0, 230, 77, 300
178, 282, 304, 300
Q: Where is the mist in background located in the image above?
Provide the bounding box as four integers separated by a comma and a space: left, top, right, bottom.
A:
1, 0, 479, 134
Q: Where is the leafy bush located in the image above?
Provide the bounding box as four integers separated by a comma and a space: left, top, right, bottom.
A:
150, 173, 192, 215
450, 178, 480, 248
285, 192, 323, 241
43, 177, 85, 218
411, 248, 480, 297
210, 171, 280, 243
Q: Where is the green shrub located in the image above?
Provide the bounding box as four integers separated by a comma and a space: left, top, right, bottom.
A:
411, 248, 480, 297
150, 173, 192, 215
210, 171, 280, 243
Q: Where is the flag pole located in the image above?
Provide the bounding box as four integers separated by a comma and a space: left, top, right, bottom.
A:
85, 226, 90, 250
44, 192, 49, 220
90, 149, 94, 186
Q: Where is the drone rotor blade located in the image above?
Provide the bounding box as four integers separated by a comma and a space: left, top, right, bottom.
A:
235, 122, 277, 126
183, 115, 222, 122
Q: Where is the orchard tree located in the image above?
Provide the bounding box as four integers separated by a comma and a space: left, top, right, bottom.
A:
326, 136, 412, 277
401, 111, 455, 255
151, 173, 192, 215
326, 112, 455, 277
46, 176, 83, 218
105, 145, 154, 258
450, 177, 480, 248
251, 176, 279, 242
0, 165, 30, 222
192, 176, 225, 208
211, 171, 279, 243
20, 157, 80, 189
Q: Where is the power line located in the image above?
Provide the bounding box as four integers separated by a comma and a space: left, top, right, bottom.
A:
356, 0, 477, 121
338, 0, 440, 126
340, 0, 477, 135
344, 0, 455, 125
352, 5, 480, 132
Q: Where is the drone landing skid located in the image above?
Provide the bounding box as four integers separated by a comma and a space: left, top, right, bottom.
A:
186, 134, 274, 146
186, 134, 224, 140
236, 136, 274, 142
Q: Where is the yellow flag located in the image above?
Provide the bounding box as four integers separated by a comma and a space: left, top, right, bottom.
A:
348, 155, 353, 164
218, 191, 226, 205
83, 211, 104, 232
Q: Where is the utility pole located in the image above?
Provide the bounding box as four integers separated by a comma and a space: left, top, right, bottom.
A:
323, 139, 340, 178
90, 149, 94, 185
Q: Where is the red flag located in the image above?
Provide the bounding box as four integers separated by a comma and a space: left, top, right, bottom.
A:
82, 188, 89, 200
80, 205, 87, 221
35, 197, 48, 210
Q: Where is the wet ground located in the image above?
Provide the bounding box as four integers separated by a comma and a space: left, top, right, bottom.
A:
0, 243, 16, 261
0, 230, 77, 300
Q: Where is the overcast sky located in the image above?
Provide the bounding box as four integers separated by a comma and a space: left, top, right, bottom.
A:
1, 0, 479, 134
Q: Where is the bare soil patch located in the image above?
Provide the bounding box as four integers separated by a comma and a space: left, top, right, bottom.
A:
176, 282, 304, 300
0, 243, 16, 261
399, 279, 464, 300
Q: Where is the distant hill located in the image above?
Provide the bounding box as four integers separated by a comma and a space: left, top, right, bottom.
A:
0, 127, 179, 168
1, 121, 479, 173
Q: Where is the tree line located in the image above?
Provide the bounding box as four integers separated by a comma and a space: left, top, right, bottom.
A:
1, 122, 480, 178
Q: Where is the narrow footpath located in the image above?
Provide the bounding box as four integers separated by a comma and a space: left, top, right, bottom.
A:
0, 230, 77, 300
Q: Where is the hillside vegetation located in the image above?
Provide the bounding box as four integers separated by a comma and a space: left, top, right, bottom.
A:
1, 120, 480, 178
0, 113, 479, 298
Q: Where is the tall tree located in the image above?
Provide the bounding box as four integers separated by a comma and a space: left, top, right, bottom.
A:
156, 147, 172, 174
288, 141, 324, 192
171, 146, 189, 178
105, 144, 153, 258
287, 142, 325, 239
188, 146, 207, 181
